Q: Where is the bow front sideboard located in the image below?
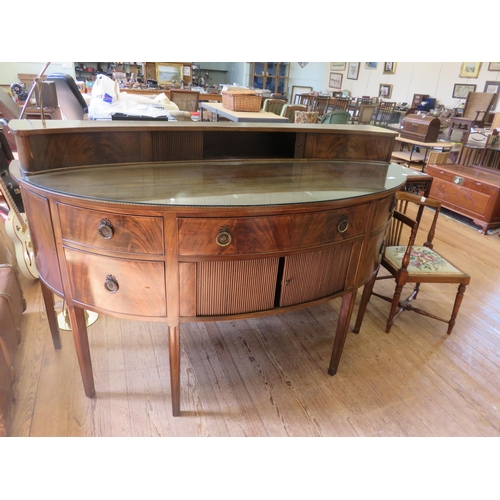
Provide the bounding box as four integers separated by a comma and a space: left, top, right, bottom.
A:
9, 120, 414, 416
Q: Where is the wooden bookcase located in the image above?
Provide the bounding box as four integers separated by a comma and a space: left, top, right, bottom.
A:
251, 62, 289, 96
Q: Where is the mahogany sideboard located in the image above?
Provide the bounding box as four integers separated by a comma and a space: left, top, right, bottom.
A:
9, 119, 415, 416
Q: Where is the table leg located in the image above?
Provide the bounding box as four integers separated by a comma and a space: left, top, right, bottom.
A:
168, 324, 181, 416
66, 303, 95, 398
328, 291, 356, 376
39, 280, 62, 349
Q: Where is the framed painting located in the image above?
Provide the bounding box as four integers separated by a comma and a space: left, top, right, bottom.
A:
484, 81, 500, 94
383, 62, 397, 74
459, 62, 482, 78
365, 62, 377, 70
330, 62, 345, 71
156, 63, 183, 86
488, 62, 500, 71
453, 83, 476, 98
347, 62, 360, 80
329, 72, 343, 89
379, 84, 393, 99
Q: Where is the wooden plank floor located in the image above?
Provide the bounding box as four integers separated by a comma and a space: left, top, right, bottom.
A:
6, 207, 500, 437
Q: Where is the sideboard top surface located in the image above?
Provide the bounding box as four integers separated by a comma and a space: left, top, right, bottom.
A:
11, 159, 409, 207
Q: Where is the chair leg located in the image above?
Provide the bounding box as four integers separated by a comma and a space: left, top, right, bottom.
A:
352, 273, 377, 334
447, 283, 467, 335
386, 284, 404, 333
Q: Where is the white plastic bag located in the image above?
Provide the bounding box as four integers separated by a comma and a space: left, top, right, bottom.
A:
88, 74, 120, 119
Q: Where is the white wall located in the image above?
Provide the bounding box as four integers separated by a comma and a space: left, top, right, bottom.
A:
0, 62, 75, 85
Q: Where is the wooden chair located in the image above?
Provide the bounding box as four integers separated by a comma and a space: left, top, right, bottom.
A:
354, 104, 376, 125
297, 93, 314, 110
446, 92, 497, 143
262, 98, 287, 115
328, 96, 351, 113
353, 191, 470, 335
312, 96, 331, 118
169, 89, 200, 112
280, 104, 307, 123
320, 110, 350, 124
351, 97, 372, 123
373, 101, 396, 127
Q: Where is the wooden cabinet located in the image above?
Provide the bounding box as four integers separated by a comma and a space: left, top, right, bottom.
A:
251, 62, 289, 96
400, 115, 441, 142
427, 163, 500, 233
10, 120, 412, 417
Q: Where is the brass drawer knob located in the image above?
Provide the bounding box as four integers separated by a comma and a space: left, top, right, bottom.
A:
216, 226, 232, 247
98, 218, 114, 239
337, 215, 349, 233
104, 274, 119, 293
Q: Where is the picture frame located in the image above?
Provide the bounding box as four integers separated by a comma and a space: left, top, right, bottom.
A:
453, 83, 476, 98
291, 85, 313, 104
488, 62, 500, 71
365, 62, 377, 70
330, 62, 345, 71
383, 62, 397, 75
459, 62, 482, 78
347, 62, 360, 80
156, 62, 183, 86
484, 81, 500, 94
329, 72, 343, 89
379, 84, 393, 99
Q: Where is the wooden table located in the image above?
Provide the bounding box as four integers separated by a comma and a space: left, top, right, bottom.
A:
392, 135, 455, 170
200, 102, 289, 123
9, 120, 407, 416
119, 88, 222, 102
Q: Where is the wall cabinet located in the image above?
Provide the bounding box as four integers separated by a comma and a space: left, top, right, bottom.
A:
251, 62, 289, 96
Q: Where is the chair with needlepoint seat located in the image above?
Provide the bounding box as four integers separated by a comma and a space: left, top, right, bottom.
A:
353, 191, 471, 335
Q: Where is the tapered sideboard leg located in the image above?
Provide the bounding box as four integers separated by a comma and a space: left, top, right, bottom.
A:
328, 291, 356, 376
66, 303, 95, 398
39, 280, 62, 349
168, 324, 181, 416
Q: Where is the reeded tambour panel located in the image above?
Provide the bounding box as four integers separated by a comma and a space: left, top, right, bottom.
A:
279, 244, 353, 307
196, 258, 279, 316
152, 131, 204, 161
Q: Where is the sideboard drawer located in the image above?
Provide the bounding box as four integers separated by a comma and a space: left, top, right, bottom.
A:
64, 248, 167, 318
178, 205, 369, 256
57, 203, 164, 256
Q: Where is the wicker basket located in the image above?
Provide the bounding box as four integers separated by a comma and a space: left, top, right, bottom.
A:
221, 90, 262, 112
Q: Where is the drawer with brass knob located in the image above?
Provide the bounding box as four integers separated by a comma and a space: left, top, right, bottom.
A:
178, 205, 369, 257
57, 203, 164, 255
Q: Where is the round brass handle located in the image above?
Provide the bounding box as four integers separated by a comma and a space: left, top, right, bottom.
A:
98, 218, 114, 239
104, 274, 119, 293
216, 226, 232, 247
337, 215, 349, 233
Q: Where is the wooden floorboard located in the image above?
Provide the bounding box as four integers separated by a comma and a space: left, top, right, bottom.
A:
5, 205, 500, 437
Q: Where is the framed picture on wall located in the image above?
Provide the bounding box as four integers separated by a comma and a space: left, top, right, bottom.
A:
484, 81, 500, 93
347, 62, 360, 80
365, 62, 377, 70
330, 62, 345, 71
329, 72, 343, 89
459, 62, 482, 78
379, 84, 393, 98
383, 62, 397, 74
453, 83, 476, 98
488, 62, 500, 71
156, 62, 183, 85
